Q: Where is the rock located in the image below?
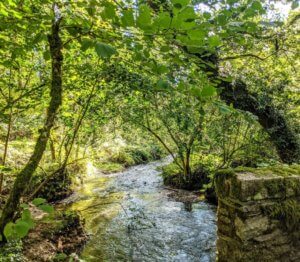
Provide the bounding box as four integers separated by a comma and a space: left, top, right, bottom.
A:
215, 168, 300, 261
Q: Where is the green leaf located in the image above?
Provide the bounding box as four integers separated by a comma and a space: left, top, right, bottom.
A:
172, 0, 190, 9
95, 42, 116, 59
160, 46, 170, 52
208, 35, 221, 47
20, 203, 29, 209
101, 2, 116, 20
43, 51, 50, 61
214, 101, 232, 114
172, 6, 197, 30
153, 12, 171, 29
217, 14, 227, 26
80, 38, 94, 52
203, 12, 211, 19
121, 9, 135, 27
157, 65, 168, 74
177, 81, 186, 91
187, 29, 206, 40
201, 85, 216, 97
190, 87, 202, 98
251, 1, 264, 13
157, 79, 169, 89
38, 204, 54, 213
21, 210, 34, 229
4, 222, 15, 240
15, 221, 30, 238
137, 5, 152, 30
32, 198, 46, 206
0, 6, 9, 17
0, 166, 12, 172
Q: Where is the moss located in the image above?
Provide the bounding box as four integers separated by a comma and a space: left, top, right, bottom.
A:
215, 169, 236, 177
233, 164, 300, 177
253, 192, 263, 200
263, 179, 285, 196
263, 199, 300, 232
214, 169, 236, 197
285, 178, 300, 196
96, 162, 124, 174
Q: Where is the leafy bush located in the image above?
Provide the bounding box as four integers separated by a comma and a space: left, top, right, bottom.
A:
161, 163, 211, 190
161, 154, 214, 190
105, 144, 165, 171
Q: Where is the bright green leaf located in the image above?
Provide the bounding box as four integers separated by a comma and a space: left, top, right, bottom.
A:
172, 0, 190, 9
153, 12, 171, 29
80, 38, 94, 52
15, 221, 30, 238
201, 85, 216, 97
32, 198, 46, 206
38, 204, 54, 213
95, 42, 117, 59
137, 5, 152, 30
4, 222, 15, 240
121, 9, 135, 27
208, 35, 221, 47
188, 29, 206, 40
101, 2, 116, 20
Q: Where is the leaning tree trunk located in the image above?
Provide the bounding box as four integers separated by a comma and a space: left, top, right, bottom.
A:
191, 51, 300, 164
0, 18, 63, 238
219, 80, 300, 164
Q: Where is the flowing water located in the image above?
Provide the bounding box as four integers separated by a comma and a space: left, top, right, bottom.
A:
68, 157, 217, 261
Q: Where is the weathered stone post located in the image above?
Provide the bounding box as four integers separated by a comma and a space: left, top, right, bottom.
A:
215, 168, 300, 262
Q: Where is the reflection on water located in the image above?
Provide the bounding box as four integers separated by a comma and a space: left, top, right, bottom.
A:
69, 157, 217, 261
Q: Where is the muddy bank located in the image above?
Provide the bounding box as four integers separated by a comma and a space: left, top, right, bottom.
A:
22, 209, 87, 262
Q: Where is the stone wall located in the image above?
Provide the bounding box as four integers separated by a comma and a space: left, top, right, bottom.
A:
215, 168, 300, 262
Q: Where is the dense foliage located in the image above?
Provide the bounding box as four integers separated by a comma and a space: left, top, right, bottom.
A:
0, 0, 299, 259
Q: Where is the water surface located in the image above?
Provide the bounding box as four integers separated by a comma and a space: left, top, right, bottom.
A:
69, 158, 217, 261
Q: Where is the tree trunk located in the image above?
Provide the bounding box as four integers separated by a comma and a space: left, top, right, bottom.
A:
219, 80, 300, 164
62, 85, 96, 168
0, 18, 63, 239
49, 136, 56, 162
185, 150, 191, 182
194, 52, 300, 164
0, 107, 12, 193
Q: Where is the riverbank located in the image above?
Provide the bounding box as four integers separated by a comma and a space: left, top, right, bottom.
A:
23, 210, 87, 261
1, 156, 216, 261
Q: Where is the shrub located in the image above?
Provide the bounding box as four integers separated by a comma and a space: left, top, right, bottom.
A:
161, 158, 211, 190
109, 144, 164, 167
109, 149, 135, 167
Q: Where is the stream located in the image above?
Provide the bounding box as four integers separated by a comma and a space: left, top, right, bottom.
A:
67, 157, 217, 261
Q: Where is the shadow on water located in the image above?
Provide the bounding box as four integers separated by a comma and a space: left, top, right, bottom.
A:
67, 157, 217, 261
